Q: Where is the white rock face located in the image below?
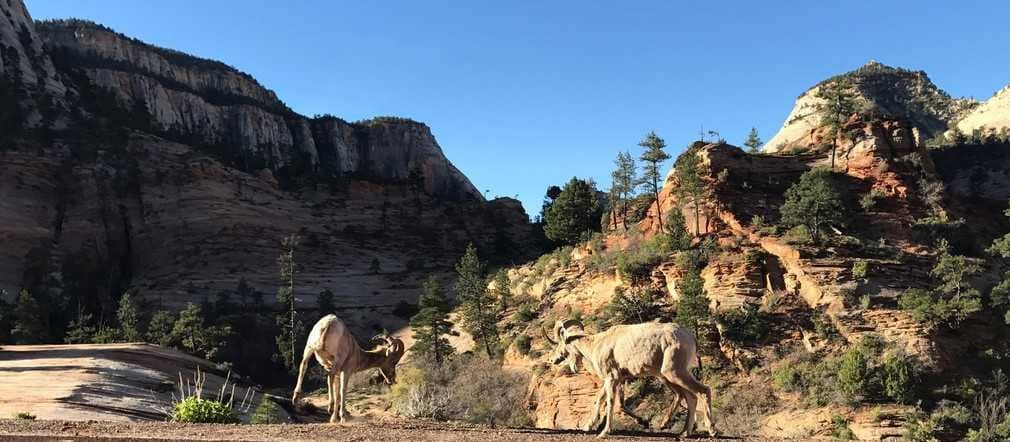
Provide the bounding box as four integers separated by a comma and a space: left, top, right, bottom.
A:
0, 0, 65, 95
956, 85, 1010, 135
763, 86, 825, 153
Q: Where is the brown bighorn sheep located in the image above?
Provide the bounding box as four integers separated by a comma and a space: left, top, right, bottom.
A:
292, 314, 405, 423
544, 319, 714, 438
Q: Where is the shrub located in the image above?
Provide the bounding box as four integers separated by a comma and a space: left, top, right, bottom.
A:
830, 414, 856, 440
513, 334, 532, 356
14, 412, 36, 420
712, 381, 779, 437
170, 397, 240, 423
852, 260, 869, 279
716, 305, 769, 344
391, 356, 530, 427
605, 286, 663, 325
883, 352, 918, 404
514, 303, 536, 323
744, 249, 765, 267
837, 347, 870, 403
250, 398, 287, 424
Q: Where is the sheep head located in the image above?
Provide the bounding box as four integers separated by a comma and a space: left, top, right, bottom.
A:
370, 334, 405, 385
547, 319, 586, 373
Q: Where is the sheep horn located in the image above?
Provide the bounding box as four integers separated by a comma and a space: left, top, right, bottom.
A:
541, 325, 558, 345
561, 319, 584, 330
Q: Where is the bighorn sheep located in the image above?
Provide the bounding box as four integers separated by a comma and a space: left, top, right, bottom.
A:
544, 319, 714, 438
292, 314, 405, 423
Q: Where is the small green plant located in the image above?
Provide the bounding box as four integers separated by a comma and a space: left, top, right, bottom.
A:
514, 303, 536, 322
852, 260, 869, 279
170, 396, 240, 424
830, 414, 856, 440
605, 286, 662, 325
882, 352, 918, 404
13, 412, 36, 420
716, 304, 769, 344
744, 249, 765, 267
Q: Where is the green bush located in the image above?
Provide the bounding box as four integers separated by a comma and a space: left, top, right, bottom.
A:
883, 352, 918, 404
605, 286, 663, 325
852, 260, 869, 279
717, 305, 769, 344
830, 414, 856, 440
14, 412, 36, 420
250, 398, 287, 424
514, 302, 536, 323
837, 347, 870, 403
170, 397, 240, 423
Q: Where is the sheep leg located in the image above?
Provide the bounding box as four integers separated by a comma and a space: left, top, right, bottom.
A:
661, 370, 696, 436
656, 383, 685, 430
338, 371, 349, 423
329, 371, 337, 415
598, 377, 617, 438
291, 347, 315, 409
678, 370, 715, 437
584, 387, 607, 432
327, 371, 339, 423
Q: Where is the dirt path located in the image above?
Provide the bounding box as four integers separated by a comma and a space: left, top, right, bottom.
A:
0, 418, 798, 441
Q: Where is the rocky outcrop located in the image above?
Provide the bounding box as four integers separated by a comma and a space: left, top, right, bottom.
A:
765, 61, 976, 152
35, 19, 481, 201
0, 1, 64, 95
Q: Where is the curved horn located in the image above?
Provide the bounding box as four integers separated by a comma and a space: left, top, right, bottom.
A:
561, 318, 584, 330
541, 324, 558, 345
369, 334, 387, 343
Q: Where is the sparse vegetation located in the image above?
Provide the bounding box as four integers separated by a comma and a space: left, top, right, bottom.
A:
391, 356, 530, 427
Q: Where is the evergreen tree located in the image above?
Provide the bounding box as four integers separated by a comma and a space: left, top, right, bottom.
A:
317, 288, 335, 314
455, 244, 500, 358
236, 278, 253, 311
543, 177, 600, 245
173, 303, 232, 360
491, 270, 512, 314
146, 310, 176, 346
639, 132, 672, 231
214, 290, 235, 317
409, 276, 454, 363
900, 240, 982, 328
64, 311, 97, 344
666, 209, 693, 250
674, 147, 708, 236
610, 151, 637, 229
275, 234, 305, 373
676, 264, 711, 336
815, 79, 858, 170
780, 168, 845, 241
988, 199, 1010, 323
117, 292, 142, 342
744, 127, 763, 153
12, 289, 47, 344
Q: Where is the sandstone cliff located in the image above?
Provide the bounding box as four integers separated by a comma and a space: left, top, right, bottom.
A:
764, 61, 977, 152
0, 1, 541, 374
955, 84, 1010, 136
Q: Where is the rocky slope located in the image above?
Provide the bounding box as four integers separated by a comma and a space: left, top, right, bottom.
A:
500, 114, 1009, 438
764, 61, 977, 152
0, 0, 541, 371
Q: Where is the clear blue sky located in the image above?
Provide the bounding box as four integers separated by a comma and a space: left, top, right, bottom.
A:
30, 1, 1010, 216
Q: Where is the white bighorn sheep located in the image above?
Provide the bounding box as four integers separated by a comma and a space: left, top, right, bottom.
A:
544, 319, 715, 438
292, 314, 405, 423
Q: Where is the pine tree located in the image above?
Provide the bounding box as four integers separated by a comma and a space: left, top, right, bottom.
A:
744, 127, 763, 153
988, 199, 1010, 323
146, 310, 176, 346
676, 262, 710, 359
780, 168, 845, 241
173, 303, 232, 360
610, 151, 637, 229
674, 147, 707, 236
543, 177, 600, 245
455, 244, 499, 358
117, 292, 142, 342
317, 288, 335, 314
815, 79, 858, 170
12, 289, 47, 344
409, 276, 454, 363
64, 311, 96, 344
275, 234, 305, 373
666, 209, 693, 250
491, 270, 512, 314
639, 132, 672, 231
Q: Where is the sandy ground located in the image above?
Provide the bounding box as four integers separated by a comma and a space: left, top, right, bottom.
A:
0, 418, 801, 441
